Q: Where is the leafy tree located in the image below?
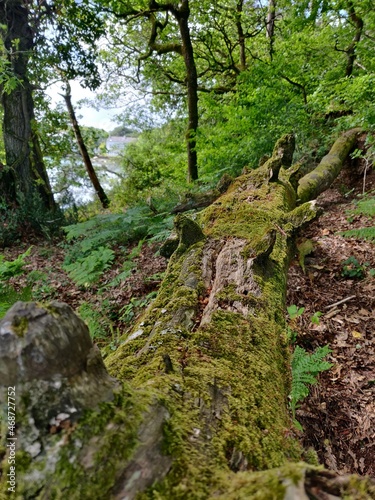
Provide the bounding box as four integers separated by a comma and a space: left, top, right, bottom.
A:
99, 0, 200, 181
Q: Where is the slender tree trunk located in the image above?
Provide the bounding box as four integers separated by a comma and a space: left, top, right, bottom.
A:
62, 81, 110, 209
345, 1, 363, 77
0, 0, 55, 210
175, 1, 199, 182
266, 0, 277, 59
236, 1, 247, 71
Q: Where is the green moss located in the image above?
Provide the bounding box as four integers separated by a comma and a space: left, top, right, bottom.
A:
174, 214, 205, 255
12, 147, 317, 498
11, 316, 29, 337
13, 385, 151, 500
212, 462, 309, 499
38, 302, 62, 318
344, 475, 375, 499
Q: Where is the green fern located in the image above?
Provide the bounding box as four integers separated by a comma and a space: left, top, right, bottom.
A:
64, 207, 173, 252
63, 205, 174, 266
63, 246, 115, 287
108, 240, 144, 287
352, 197, 375, 218
0, 247, 32, 280
78, 302, 112, 341
339, 226, 375, 242
290, 345, 332, 426
340, 194, 375, 242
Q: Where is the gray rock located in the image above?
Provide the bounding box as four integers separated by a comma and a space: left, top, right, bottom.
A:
0, 301, 118, 439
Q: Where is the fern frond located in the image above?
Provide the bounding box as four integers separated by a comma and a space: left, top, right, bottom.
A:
352, 198, 375, 218
0, 247, 32, 280
290, 345, 332, 418
63, 206, 174, 266
339, 226, 375, 242
63, 247, 115, 287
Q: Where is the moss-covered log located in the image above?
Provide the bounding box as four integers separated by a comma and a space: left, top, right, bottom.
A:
1, 132, 373, 499
297, 128, 361, 203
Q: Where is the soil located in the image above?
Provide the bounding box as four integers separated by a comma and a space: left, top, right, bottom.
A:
2, 160, 374, 478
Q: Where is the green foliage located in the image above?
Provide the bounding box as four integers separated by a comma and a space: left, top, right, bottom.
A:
63, 246, 115, 287
0, 191, 64, 247
119, 292, 157, 324
78, 302, 112, 342
310, 311, 322, 325
26, 270, 59, 301
109, 125, 138, 137
0, 248, 33, 318
311, 75, 375, 132
341, 256, 370, 279
340, 191, 375, 243
351, 198, 375, 218
290, 345, 332, 427
340, 226, 375, 243
115, 121, 187, 202
108, 240, 144, 287
287, 304, 305, 321
0, 247, 31, 280
63, 205, 174, 264
0, 285, 32, 320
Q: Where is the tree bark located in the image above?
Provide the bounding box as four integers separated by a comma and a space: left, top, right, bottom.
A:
297, 128, 361, 203
345, 1, 363, 77
62, 81, 110, 209
0, 0, 55, 210
2, 132, 373, 499
174, 0, 199, 182
266, 0, 277, 59
236, 1, 247, 71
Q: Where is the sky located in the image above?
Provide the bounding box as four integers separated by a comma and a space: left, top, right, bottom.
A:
47, 80, 120, 132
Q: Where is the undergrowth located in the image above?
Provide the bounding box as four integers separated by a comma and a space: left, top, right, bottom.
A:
287, 305, 332, 430
0, 248, 32, 319
63, 247, 115, 287
290, 345, 332, 430
62, 204, 174, 286
0, 192, 65, 247
340, 191, 375, 242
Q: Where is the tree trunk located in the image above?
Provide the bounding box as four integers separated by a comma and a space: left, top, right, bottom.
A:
176, 0, 199, 182
345, 1, 363, 77
62, 81, 110, 209
2, 132, 374, 499
236, 1, 247, 71
0, 0, 55, 210
297, 128, 361, 203
266, 0, 277, 59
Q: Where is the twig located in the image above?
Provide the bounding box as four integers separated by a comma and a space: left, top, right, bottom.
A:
324, 295, 356, 310
324, 308, 340, 319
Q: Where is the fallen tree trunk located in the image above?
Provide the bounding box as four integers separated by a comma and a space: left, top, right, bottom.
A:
1, 130, 373, 499
297, 128, 361, 203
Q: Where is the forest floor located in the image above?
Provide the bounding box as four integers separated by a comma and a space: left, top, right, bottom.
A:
287, 164, 375, 477
3, 162, 375, 478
